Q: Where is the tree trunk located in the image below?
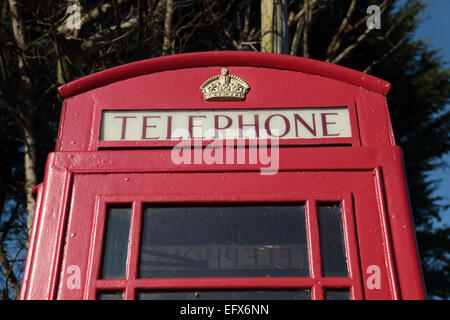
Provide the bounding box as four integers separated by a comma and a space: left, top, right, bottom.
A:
162, 0, 173, 56
7, 0, 37, 234
261, 0, 289, 54
23, 124, 37, 232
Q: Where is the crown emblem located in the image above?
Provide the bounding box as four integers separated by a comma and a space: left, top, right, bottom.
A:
201, 68, 250, 101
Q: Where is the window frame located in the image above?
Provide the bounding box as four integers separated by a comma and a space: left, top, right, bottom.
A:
86, 193, 362, 300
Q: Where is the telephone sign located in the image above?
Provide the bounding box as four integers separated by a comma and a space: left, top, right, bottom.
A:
100, 107, 352, 141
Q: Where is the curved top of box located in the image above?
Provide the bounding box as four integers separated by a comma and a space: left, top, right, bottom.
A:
58, 51, 391, 98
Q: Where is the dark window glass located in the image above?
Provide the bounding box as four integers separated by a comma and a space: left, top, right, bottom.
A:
324, 289, 350, 300
139, 205, 308, 278
101, 206, 132, 279
137, 290, 310, 300
97, 291, 123, 300
317, 203, 348, 277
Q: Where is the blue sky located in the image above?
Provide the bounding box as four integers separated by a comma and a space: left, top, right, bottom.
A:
412, 0, 450, 227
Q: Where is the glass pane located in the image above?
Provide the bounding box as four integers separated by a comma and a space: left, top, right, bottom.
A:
317, 203, 348, 277
324, 289, 350, 300
101, 205, 132, 279
139, 205, 308, 278
137, 290, 310, 300
97, 291, 123, 300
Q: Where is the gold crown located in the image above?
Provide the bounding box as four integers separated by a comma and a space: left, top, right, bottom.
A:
201, 68, 250, 101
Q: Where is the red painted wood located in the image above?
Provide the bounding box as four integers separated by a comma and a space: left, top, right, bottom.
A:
58, 51, 391, 99
305, 200, 323, 300
382, 158, 427, 299
56, 171, 391, 299
57, 65, 392, 152
20, 52, 425, 300
21, 147, 425, 300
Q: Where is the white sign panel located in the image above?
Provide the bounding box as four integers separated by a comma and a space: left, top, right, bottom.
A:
100, 108, 351, 141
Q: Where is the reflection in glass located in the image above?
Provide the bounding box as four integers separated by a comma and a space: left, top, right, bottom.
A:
101, 206, 132, 279
324, 289, 350, 300
137, 290, 310, 300
317, 203, 348, 277
97, 291, 123, 300
138, 205, 308, 278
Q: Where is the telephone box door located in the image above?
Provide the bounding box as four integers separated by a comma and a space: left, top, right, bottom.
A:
57, 170, 398, 300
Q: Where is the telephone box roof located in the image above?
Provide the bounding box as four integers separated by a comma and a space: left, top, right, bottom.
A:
58, 51, 391, 99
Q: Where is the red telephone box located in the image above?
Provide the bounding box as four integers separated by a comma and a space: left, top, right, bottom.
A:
20, 51, 426, 300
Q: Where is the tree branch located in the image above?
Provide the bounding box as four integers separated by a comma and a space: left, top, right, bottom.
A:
329, 23, 371, 64
0, 242, 21, 298
289, 3, 306, 56
7, 0, 37, 234
203, 0, 241, 50
363, 34, 407, 73
80, 16, 137, 51
302, 0, 313, 58
57, 0, 133, 35
0, 196, 22, 300
328, 0, 389, 64
326, 0, 357, 59
162, 0, 173, 55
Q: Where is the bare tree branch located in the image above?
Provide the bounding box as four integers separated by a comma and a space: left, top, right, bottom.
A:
326, 0, 357, 59
80, 16, 137, 51
57, 0, 133, 35
290, 0, 327, 57
7, 0, 37, 236
239, 0, 251, 46
162, 0, 173, 55
0, 196, 21, 299
301, 0, 313, 58
203, 0, 241, 50
137, 0, 145, 48
0, 242, 21, 298
328, 0, 389, 64
289, 3, 306, 56
363, 34, 407, 73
